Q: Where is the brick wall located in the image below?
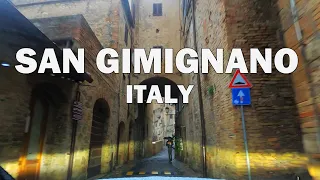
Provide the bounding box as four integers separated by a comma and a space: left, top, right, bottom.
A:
0, 68, 78, 179
277, 0, 320, 178
0, 14, 125, 179
0, 69, 32, 178
12, 0, 121, 49
179, 0, 309, 179
14, 0, 137, 169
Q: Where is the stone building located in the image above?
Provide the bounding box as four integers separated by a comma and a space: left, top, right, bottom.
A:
129, 0, 183, 160
150, 101, 175, 142
0, 1, 134, 180
163, 104, 176, 139
277, 0, 320, 178
0, 0, 319, 180
177, 0, 318, 179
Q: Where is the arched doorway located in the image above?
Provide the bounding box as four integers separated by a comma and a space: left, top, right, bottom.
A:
116, 122, 126, 165
18, 83, 66, 180
87, 99, 110, 178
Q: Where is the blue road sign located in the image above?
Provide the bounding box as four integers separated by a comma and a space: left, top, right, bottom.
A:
232, 88, 251, 106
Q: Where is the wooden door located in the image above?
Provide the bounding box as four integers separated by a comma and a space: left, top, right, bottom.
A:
18, 98, 48, 180
87, 104, 105, 178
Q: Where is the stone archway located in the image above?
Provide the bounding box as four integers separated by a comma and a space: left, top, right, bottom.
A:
87, 98, 110, 179
136, 76, 181, 158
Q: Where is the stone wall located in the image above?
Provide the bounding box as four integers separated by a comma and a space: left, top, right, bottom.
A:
152, 140, 164, 155
144, 102, 154, 158
277, 0, 320, 178
149, 101, 175, 142
153, 103, 165, 142
0, 69, 34, 178
163, 104, 175, 138
133, 0, 183, 85
179, 0, 309, 179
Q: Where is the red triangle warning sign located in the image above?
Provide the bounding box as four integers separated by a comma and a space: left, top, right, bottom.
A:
228, 69, 252, 88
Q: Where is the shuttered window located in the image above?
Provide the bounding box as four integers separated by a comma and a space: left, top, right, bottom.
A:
153, 3, 162, 16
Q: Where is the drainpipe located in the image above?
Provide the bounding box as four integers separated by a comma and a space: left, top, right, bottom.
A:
289, 0, 320, 152
67, 83, 80, 180
192, 0, 207, 177
116, 75, 122, 167
66, 38, 80, 180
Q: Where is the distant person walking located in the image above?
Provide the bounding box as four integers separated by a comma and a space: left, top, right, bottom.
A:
166, 138, 174, 162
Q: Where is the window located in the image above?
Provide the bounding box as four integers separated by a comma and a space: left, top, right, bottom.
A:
124, 24, 129, 46
153, 3, 162, 16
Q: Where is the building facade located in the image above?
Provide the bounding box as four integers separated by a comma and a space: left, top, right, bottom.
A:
277, 0, 320, 178
1, 0, 319, 180
1, 0, 135, 179
177, 0, 318, 179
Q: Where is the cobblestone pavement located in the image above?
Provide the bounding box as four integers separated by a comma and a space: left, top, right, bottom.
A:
100, 148, 202, 179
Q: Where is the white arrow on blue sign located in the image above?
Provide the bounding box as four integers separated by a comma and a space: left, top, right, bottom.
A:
232, 88, 251, 106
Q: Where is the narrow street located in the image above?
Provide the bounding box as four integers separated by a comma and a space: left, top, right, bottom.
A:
103, 148, 201, 178
1, 0, 320, 180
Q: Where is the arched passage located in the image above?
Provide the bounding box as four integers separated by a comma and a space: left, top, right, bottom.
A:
18, 83, 67, 180
116, 121, 126, 165
87, 98, 110, 179
136, 76, 181, 158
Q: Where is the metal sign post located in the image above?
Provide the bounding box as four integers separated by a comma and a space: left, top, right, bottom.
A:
241, 105, 252, 180
229, 70, 252, 180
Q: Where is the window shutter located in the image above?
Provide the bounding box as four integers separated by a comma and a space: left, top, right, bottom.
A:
153, 4, 156, 16
158, 4, 162, 16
